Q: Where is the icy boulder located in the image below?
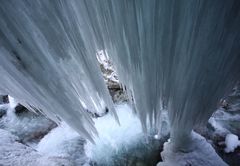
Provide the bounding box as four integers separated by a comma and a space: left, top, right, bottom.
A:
0, 129, 73, 166
157, 132, 227, 166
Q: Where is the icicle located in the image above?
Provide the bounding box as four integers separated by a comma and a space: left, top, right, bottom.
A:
0, 0, 240, 151
0, 0, 118, 141
83, 0, 240, 149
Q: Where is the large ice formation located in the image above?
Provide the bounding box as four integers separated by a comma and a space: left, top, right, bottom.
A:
158, 132, 228, 166
0, 0, 240, 162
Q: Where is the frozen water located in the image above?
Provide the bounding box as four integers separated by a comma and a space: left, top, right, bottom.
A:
0, 0, 240, 153
37, 104, 164, 166
0, 0, 118, 141
86, 104, 143, 163
158, 132, 227, 166
37, 123, 79, 156
93, 1, 240, 150
37, 123, 89, 165
8, 96, 18, 109
87, 104, 166, 166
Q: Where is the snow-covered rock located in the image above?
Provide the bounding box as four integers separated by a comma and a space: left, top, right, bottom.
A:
0, 129, 73, 166
96, 50, 119, 86
210, 108, 240, 135
96, 50, 128, 103
210, 82, 240, 137
0, 95, 9, 104
200, 83, 240, 144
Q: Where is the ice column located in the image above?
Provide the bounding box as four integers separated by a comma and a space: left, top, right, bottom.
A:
86, 0, 240, 150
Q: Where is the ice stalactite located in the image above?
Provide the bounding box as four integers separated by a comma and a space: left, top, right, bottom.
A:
0, 0, 240, 159
0, 0, 118, 141
85, 0, 240, 151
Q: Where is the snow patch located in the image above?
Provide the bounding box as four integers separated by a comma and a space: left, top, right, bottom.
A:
224, 134, 240, 153
8, 96, 18, 109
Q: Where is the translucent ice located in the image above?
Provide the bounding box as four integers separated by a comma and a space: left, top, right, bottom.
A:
0, 0, 240, 150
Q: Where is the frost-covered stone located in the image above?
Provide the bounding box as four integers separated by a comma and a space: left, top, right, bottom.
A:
0, 103, 56, 143
0, 129, 73, 166
96, 50, 128, 103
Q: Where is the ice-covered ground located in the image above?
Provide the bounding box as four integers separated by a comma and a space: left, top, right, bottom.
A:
0, 98, 72, 166
0, 129, 73, 166
158, 132, 227, 166
2, 97, 239, 166
0, 97, 56, 144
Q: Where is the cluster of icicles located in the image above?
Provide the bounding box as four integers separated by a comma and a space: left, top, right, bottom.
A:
0, 0, 240, 149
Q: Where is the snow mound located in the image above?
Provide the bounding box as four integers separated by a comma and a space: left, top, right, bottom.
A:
224, 134, 240, 153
